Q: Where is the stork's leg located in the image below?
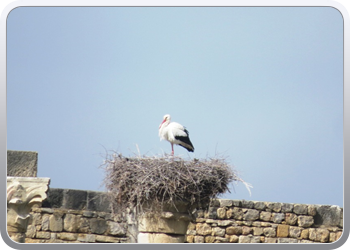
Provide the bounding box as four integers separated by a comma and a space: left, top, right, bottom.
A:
171, 143, 174, 156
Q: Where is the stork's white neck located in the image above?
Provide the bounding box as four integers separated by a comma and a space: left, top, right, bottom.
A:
159, 118, 170, 130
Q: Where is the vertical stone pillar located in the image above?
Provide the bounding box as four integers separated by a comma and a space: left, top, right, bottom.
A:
7, 177, 50, 243
137, 201, 192, 243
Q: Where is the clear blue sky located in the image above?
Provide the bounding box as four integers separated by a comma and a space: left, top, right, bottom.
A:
7, 7, 343, 206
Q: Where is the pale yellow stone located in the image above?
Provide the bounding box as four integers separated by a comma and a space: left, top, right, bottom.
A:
138, 233, 185, 243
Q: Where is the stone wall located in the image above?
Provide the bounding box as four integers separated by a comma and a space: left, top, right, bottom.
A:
24, 188, 131, 243
23, 188, 343, 243
185, 199, 343, 243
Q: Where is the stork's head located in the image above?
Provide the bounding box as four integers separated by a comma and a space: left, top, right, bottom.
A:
159, 114, 171, 129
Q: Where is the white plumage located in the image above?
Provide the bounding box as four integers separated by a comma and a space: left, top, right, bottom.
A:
159, 114, 194, 155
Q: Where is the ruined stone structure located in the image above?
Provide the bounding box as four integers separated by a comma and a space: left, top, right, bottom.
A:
6, 150, 343, 244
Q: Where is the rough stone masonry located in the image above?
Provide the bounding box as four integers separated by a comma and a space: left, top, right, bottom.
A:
22, 189, 343, 243
185, 199, 343, 243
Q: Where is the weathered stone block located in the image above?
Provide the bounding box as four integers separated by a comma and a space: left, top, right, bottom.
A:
186, 235, 194, 243
260, 211, 271, 221
307, 205, 317, 216
63, 214, 79, 232
241, 200, 254, 208
219, 199, 233, 207
329, 231, 342, 242
49, 213, 63, 232
77, 233, 96, 243
42, 188, 64, 208
265, 237, 277, 243
277, 225, 289, 237
301, 229, 309, 239
62, 189, 87, 210
253, 227, 264, 236
265, 202, 282, 212
289, 226, 302, 238
242, 226, 253, 235
194, 235, 204, 243
293, 204, 308, 215
263, 227, 276, 237
196, 223, 212, 236
316, 228, 330, 243
252, 236, 262, 243
298, 215, 314, 228
139, 213, 190, 234
281, 203, 294, 213
285, 213, 298, 225
90, 218, 108, 234
26, 225, 36, 238
314, 205, 342, 227
226, 226, 242, 235
205, 236, 216, 243
309, 228, 317, 241
238, 235, 250, 243
77, 216, 90, 233
233, 207, 244, 220
41, 214, 50, 231
212, 227, 225, 236
57, 232, 78, 241
87, 191, 111, 213
271, 213, 285, 224
7, 150, 38, 177
216, 207, 226, 219
253, 201, 266, 210
228, 235, 239, 243
30, 213, 42, 226
243, 209, 260, 221
239, 235, 260, 243
36, 231, 51, 239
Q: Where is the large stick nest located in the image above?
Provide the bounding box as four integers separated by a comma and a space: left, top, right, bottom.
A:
101, 152, 247, 213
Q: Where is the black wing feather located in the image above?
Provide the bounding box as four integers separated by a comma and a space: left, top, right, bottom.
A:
174, 129, 194, 152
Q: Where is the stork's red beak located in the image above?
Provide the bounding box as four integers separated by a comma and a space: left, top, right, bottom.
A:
159, 119, 166, 129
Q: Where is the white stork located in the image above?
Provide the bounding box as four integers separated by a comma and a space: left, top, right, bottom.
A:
159, 114, 194, 155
